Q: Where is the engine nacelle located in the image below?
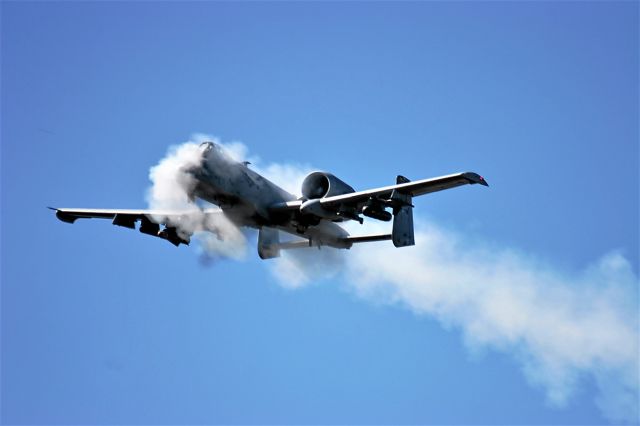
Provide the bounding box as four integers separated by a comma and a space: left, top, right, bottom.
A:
301, 172, 355, 199
300, 199, 341, 220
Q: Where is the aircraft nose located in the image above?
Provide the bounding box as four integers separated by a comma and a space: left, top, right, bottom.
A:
200, 141, 215, 153
200, 141, 220, 161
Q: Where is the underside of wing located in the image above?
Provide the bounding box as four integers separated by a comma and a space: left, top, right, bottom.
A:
49, 207, 226, 247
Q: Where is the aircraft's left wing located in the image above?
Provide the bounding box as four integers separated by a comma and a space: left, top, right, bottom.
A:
322, 172, 488, 209
270, 172, 488, 213
49, 207, 225, 246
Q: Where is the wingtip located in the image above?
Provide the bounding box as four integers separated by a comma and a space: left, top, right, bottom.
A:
463, 172, 489, 187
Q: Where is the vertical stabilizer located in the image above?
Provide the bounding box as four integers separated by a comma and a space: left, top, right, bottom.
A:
258, 227, 281, 259
391, 176, 415, 247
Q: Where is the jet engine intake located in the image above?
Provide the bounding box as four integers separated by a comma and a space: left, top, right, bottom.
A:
301, 172, 355, 199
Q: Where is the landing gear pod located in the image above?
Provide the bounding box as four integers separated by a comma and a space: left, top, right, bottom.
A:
258, 227, 281, 259
391, 176, 415, 247
362, 199, 392, 222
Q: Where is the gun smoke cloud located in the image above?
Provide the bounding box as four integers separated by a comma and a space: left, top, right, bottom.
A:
146, 134, 312, 261
146, 137, 249, 260
147, 135, 639, 423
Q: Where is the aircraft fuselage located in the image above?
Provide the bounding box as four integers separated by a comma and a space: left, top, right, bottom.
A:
192, 142, 350, 247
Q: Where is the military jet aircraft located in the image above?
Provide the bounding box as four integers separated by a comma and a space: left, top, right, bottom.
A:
51, 141, 488, 259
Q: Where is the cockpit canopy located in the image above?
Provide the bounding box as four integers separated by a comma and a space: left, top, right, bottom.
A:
200, 141, 216, 153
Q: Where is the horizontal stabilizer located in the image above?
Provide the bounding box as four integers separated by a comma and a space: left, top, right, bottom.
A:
341, 233, 392, 244
259, 239, 311, 257
277, 240, 313, 250
265, 233, 392, 255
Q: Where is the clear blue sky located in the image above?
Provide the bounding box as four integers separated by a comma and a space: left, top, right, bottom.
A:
2, 2, 638, 424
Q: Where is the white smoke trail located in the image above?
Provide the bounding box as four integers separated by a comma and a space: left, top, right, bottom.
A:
147, 135, 639, 422
270, 244, 345, 289
266, 219, 639, 422
258, 158, 639, 424
345, 222, 638, 423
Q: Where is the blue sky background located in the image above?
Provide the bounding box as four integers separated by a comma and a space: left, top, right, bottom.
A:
1, 1, 638, 424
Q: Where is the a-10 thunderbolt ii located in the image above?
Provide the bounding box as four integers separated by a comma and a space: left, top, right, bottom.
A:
51, 141, 488, 259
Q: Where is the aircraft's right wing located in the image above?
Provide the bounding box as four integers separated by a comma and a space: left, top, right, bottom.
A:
49, 207, 226, 246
